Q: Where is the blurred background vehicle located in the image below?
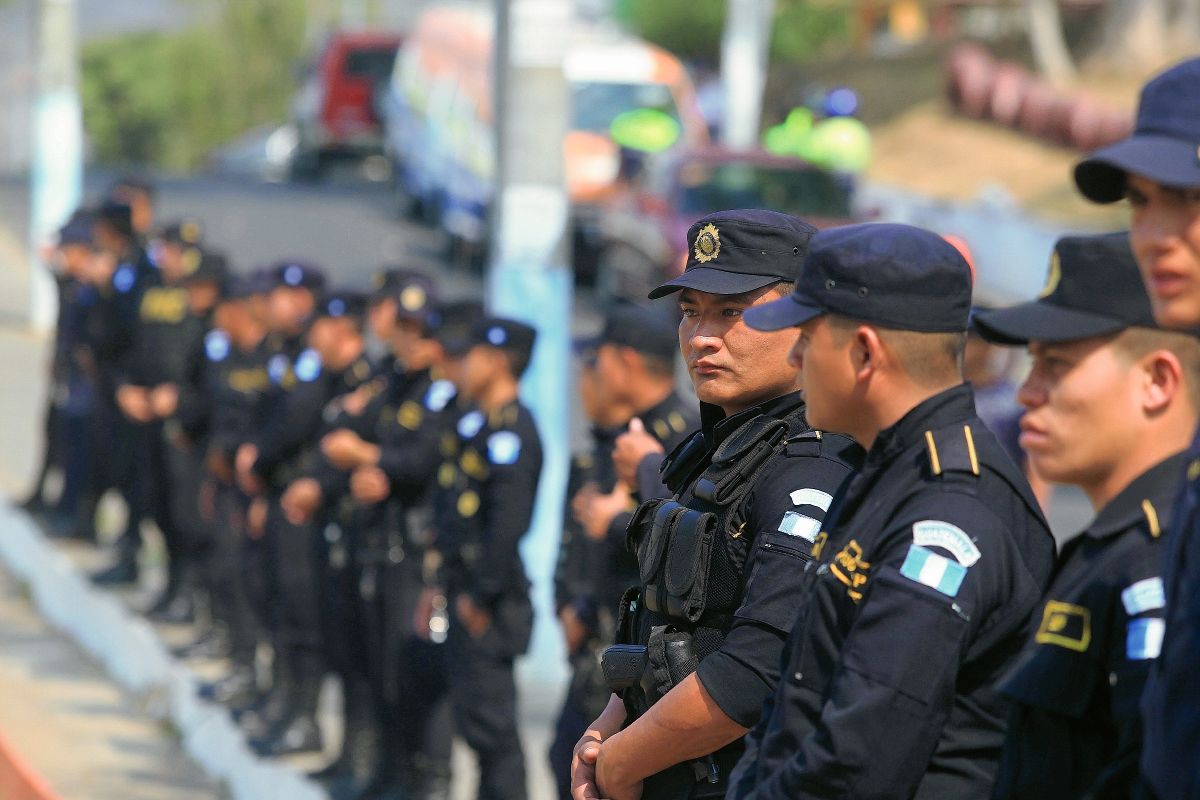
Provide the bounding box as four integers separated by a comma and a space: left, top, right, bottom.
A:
595, 147, 855, 301
381, 1, 708, 274
290, 30, 403, 181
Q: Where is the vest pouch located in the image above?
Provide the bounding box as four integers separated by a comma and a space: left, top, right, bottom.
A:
663, 509, 717, 622
634, 500, 685, 588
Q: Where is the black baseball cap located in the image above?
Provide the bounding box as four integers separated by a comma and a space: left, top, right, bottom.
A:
745, 223, 973, 333
972, 233, 1153, 345
269, 261, 326, 291
183, 250, 229, 285
391, 271, 439, 322
576, 305, 678, 362
434, 300, 484, 356
159, 219, 203, 246
58, 211, 92, 246
468, 317, 537, 363
648, 209, 817, 300
317, 289, 368, 320
1075, 58, 1200, 203
94, 202, 134, 239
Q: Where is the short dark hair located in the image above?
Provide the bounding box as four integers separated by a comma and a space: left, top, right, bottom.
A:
829, 315, 967, 386
501, 346, 531, 379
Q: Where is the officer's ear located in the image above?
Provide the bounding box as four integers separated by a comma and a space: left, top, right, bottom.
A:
1140, 349, 1186, 416
851, 324, 885, 382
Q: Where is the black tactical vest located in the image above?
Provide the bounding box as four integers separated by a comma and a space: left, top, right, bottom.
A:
617, 404, 813, 717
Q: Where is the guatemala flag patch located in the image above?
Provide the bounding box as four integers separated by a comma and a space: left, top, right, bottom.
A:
1127, 617, 1165, 660
899, 544, 967, 598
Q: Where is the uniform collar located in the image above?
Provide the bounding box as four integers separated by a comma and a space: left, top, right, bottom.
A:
640, 390, 684, 424
866, 383, 976, 468
1084, 452, 1185, 540
701, 390, 804, 452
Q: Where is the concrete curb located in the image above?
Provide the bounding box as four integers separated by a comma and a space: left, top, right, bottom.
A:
0, 500, 326, 800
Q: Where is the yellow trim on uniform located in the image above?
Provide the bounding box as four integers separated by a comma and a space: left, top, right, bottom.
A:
963, 425, 979, 475
925, 431, 941, 475
1142, 499, 1162, 538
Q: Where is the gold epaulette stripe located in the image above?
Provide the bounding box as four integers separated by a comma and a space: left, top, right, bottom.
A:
925, 430, 941, 475
963, 425, 979, 475
1142, 499, 1162, 538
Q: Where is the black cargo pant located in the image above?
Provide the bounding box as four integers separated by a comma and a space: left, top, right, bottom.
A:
446, 590, 533, 800
120, 418, 175, 563
264, 493, 325, 682
208, 483, 261, 666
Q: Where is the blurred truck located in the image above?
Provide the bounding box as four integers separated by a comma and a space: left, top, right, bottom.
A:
381, 2, 709, 271
290, 31, 404, 179
596, 148, 856, 301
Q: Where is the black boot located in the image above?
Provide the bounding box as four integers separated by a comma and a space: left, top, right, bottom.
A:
199, 665, 258, 707
238, 658, 292, 737
316, 678, 380, 798
251, 666, 324, 757
91, 549, 138, 586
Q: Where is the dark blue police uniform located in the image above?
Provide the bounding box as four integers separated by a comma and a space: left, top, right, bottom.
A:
972, 233, 1176, 800
730, 224, 1056, 800
1073, 57, 1200, 800
607, 211, 864, 800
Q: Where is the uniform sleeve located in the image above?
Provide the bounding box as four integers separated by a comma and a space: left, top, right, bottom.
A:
696, 454, 854, 727
175, 333, 212, 438
746, 494, 1032, 800
252, 379, 328, 476
637, 453, 672, 501
469, 427, 544, 607
376, 412, 446, 488
1089, 542, 1165, 799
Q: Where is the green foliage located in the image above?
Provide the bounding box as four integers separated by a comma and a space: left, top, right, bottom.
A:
81, 0, 307, 169
625, 0, 850, 64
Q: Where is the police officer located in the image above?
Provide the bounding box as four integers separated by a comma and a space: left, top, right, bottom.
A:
27, 211, 98, 538
725, 223, 1055, 799
552, 307, 699, 800
194, 276, 274, 705
428, 316, 543, 800
574, 210, 864, 800
970, 233, 1200, 799
89, 202, 156, 585
1072, 57, 1200, 800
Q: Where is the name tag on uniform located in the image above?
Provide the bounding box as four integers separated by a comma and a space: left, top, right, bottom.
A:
900, 545, 967, 598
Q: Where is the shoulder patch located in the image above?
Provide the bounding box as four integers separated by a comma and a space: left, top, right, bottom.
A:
113, 264, 136, 293
294, 348, 322, 382
1035, 601, 1091, 651
425, 379, 457, 412
791, 488, 832, 511
899, 544, 967, 597
1121, 577, 1165, 616
912, 520, 980, 567
267, 353, 290, 385
487, 431, 522, 465
778, 511, 821, 542
1127, 617, 1165, 660
205, 329, 231, 362
457, 410, 485, 440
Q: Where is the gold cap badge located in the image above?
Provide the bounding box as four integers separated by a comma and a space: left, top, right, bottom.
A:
693, 223, 721, 264
1038, 251, 1061, 299
400, 285, 427, 311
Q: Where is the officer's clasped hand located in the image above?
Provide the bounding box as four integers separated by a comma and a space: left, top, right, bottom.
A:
612, 418, 663, 489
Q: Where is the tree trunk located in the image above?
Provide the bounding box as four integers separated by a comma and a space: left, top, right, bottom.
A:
1026, 0, 1075, 84
1095, 0, 1168, 70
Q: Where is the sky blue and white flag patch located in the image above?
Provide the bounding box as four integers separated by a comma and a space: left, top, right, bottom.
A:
487, 431, 522, 465
1121, 577, 1165, 616
1127, 617, 1165, 660
458, 410, 485, 439
294, 348, 322, 382
778, 511, 821, 542
425, 379, 457, 412
900, 544, 967, 597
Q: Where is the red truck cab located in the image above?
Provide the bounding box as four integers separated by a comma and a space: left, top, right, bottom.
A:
291, 31, 402, 177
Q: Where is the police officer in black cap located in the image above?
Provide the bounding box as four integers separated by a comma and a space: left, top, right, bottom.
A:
193, 275, 274, 706
574, 210, 863, 800
725, 222, 1055, 800
551, 306, 699, 800
425, 316, 543, 800
1073, 57, 1200, 799
972, 234, 1200, 800
235, 284, 373, 756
